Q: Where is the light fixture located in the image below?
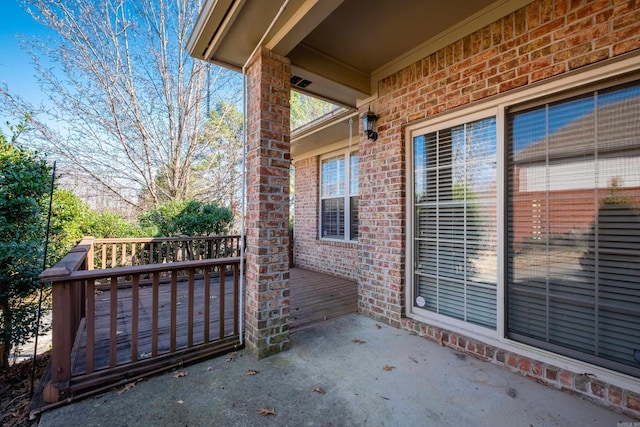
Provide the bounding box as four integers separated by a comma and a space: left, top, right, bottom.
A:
362, 107, 378, 141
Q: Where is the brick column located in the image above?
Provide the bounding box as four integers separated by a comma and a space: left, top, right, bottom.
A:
244, 47, 291, 358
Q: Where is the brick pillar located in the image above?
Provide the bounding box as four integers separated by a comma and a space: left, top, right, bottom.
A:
244, 47, 291, 358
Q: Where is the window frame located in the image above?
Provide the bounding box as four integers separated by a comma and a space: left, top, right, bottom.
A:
407, 108, 502, 339
505, 79, 640, 378
405, 55, 640, 383
319, 148, 359, 242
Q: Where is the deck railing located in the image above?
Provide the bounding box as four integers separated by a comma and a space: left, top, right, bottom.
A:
88, 235, 243, 269
39, 235, 243, 403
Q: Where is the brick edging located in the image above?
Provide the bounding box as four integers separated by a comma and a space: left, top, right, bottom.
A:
401, 318, 640, 419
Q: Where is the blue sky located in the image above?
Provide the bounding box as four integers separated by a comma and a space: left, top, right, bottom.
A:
0, 1, 53, 130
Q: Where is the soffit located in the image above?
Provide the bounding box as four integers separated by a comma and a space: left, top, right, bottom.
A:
189, 0, 510, 107
187, 0, 532, 157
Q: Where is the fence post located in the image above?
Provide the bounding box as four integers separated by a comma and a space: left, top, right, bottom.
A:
39, 241, 91, 402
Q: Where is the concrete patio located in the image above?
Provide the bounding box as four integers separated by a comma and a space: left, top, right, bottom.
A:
38, 314, 635, 426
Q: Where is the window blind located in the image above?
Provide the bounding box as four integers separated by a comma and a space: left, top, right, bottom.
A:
507, 81, 640, 376
413, 117, 497, 329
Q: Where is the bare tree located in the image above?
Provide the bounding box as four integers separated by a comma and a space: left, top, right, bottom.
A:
197, 101, 243, 219
0, 0, 241, 212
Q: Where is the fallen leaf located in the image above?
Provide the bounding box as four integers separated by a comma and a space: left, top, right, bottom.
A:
117, 382, 136, 395
173, 371, 188, 379
383, 365, 396, 371
226, 352, 237, 362
375, 324, 382, 329
312, 386, 326, 394
177, 400, 184, 404
246, 369, 259, 376
257, 407, 276, 416
206, 366, 215, 371
352, 339, 367, 344
578, 372, 595, 378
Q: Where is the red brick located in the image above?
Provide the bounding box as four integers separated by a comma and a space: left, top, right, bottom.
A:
245, 48, 291, 358
609, 386, 623, 405
467, 341, 476, 354
628, 392, 640, 411
590, 380, 607, 399
449, 335, 458, 346
518, 357, 532, 372
567, 48, 610, 70
560, 371, 574, 387
532, 361, 544, 378
545, 367, 558, 381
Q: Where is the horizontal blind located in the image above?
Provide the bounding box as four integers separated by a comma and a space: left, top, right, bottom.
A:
321, 155, 345, 198
507, 81, 640, 376
413, 117, 497, 329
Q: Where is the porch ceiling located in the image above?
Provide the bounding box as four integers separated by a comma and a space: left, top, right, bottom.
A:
187, 0, 530, 157
188, 0, 516, 108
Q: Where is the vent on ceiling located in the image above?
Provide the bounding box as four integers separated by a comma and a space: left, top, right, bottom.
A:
290, 75, 312, 88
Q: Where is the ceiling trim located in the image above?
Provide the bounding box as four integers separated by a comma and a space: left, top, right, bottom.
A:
265, 0, 345, 56
186, 0, 238, 60
290, 44, 370, 96
203, 0, 246, 62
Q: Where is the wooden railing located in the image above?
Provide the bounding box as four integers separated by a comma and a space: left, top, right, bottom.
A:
39, 235, 243, 403
87, 235, 243, 269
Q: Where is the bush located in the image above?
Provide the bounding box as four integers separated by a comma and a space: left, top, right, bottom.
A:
49, 189, 153, 261
140, 200, 233, 236
0, 126, 51, 368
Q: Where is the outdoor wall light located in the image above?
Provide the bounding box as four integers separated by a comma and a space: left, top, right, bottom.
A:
362, 107, 378, 141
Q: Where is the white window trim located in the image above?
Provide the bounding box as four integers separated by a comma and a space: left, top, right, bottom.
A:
406, 107, 500, 341
319, 148, 358, 242
405, 53, 640, 390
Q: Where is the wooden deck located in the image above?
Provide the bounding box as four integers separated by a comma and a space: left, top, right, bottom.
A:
72, 274, 239, 376
75, 268, 357, 371
290, 268, 358, 331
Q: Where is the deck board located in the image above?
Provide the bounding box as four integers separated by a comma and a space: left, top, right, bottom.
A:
290, 268, 358, 331
71, 267, 357, 377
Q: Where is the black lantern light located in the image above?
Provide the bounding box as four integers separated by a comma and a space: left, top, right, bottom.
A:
362, 107, 378, 141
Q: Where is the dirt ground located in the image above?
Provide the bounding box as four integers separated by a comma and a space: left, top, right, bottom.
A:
0, 353, 49, 427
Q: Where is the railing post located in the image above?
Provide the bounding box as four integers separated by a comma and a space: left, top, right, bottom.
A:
39, 240, 92, 402
41, 276, 73, 402
84, 237, 95, 271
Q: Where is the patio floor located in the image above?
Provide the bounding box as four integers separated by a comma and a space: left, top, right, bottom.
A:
38, 313, 635, 427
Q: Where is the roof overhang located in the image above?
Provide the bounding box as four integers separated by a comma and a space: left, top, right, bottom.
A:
187, 0, 533, 156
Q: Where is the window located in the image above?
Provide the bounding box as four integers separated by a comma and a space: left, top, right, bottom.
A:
320, 150, 358, 240
507, 81, 640, 376
412, 117, 497, 329
407, 63, 640, 378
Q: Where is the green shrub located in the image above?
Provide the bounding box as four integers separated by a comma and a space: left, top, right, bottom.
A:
140, 200, 233, 236
0, 126, 51, 368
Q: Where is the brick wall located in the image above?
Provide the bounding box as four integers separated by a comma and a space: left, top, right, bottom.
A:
244, 47, 291, 358
293, 156, 359, 280
358, 0, 640, 416
361, 0, 640, 325
357, 121, 405, 327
